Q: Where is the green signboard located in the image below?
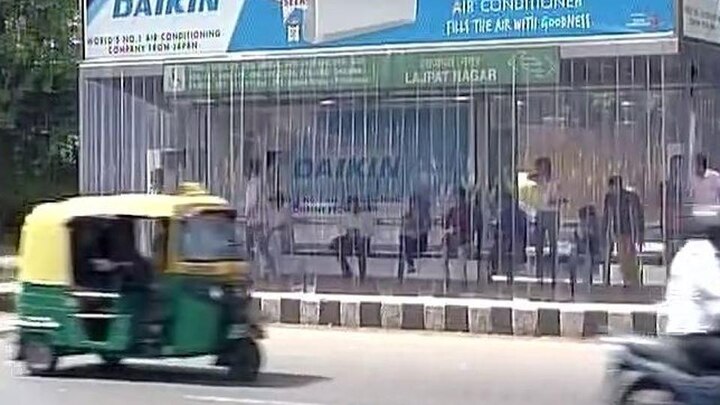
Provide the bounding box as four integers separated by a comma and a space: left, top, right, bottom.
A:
164, 48, 558, 95
390, 48, 558, 88
243, 56, 381, 92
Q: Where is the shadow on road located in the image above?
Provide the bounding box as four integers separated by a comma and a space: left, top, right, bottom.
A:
35, 363, 329, 388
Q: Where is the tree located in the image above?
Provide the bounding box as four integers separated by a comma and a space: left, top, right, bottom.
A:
0, 0, 79, 244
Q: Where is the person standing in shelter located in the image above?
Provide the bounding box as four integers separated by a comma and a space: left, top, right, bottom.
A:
443, 187, 472, 284
244, 159, 276, 279
528, 157, 563, 283
690, 153, 720, 205
472, 188, 485, 261
491, 186, 528, 276
397, 193, 431, 280
267, 191, 292, 272
603, 175, 644, 287
415, 188, 432, 269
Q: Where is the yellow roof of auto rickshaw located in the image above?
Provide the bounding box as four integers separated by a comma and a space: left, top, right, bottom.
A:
18, 188, 231, 286
24, 191, 231, 225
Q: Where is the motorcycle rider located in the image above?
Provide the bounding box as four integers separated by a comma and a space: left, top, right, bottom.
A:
664, 204, 720, 371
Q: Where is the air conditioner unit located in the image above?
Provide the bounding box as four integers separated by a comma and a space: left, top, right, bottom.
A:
303, 0, 417, 45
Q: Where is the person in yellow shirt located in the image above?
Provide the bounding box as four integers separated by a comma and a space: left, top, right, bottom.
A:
524, 157, 564, 283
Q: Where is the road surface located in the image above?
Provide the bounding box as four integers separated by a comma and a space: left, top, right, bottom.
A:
0, 326, 608, 405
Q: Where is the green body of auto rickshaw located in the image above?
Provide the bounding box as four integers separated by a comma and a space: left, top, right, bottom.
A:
15, 184, 263, 380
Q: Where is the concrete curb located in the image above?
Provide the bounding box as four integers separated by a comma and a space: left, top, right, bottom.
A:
254, 292, 664, 338
0, 255, 17, 281
0, 327, 15, 339
0, 286, 665, 339
0, 292, 14, 313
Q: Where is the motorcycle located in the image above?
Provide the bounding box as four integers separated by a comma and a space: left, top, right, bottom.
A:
605, 337, 720, 404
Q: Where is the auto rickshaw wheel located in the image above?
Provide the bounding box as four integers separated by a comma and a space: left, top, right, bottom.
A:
24, 340, 57, 376
227, 338, 261, 382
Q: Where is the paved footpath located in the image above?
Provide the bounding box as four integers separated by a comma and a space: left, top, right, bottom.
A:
0, 325, 609, 405
0, 253, 668, 285
252, 254, 669, 286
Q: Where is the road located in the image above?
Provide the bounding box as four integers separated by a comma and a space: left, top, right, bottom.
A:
0, 326, 608, 405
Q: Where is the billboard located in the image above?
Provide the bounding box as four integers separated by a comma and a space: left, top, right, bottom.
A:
684, 0, 720, 44
84, 0, 676, 60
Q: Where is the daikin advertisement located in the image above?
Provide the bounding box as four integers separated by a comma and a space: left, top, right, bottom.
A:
84, 0, 676, 60
290, 106, 469, 204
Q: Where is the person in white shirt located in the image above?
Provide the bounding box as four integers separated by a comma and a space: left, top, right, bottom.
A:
664, 204, 720, 371
689, 154, 720, 205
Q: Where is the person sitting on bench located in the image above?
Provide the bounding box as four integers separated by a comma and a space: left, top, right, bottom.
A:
330, 197, 375, 281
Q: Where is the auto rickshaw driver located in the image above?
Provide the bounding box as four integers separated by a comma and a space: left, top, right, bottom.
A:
74, 219, 151, 293
76, 223, 120, 291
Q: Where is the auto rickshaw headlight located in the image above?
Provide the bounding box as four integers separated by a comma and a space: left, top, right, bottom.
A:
209, 286, 224, 301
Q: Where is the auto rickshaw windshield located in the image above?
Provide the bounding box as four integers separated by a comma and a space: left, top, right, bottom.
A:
179, 212, 243, 262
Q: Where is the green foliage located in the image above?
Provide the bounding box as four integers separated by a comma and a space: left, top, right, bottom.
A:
0, 0, 79, 239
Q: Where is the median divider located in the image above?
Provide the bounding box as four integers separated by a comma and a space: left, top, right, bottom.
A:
0, 252, 665, 339
0, 287, 664, 338
0, 256, 16, 281
0, 282, 17, 313
254, 292, 664, 338
0, 256, 16, 313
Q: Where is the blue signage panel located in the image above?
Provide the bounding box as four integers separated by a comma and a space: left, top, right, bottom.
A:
230, 0, 675, 52
85, 0, 675, 60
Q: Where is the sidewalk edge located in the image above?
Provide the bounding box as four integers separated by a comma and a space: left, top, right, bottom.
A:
253, 292, 665, 338
0, 288, 665, 339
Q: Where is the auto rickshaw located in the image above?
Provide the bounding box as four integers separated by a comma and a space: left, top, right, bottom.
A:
14, 184, 263, 380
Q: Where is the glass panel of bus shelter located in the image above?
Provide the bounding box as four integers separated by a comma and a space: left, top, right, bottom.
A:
155, 57, 505, 292
464, 54, 679, 300
497, 55, 676, 297
650, 56, 682, 277
81, 75, 120, 193
77, 52, 686, 299
482, 91, 522, 286
677, 43, 720, 272
162, 53, 475, 290
81, 69, 166, 195
476, 65, 547, 293
687, 43, 720, 197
